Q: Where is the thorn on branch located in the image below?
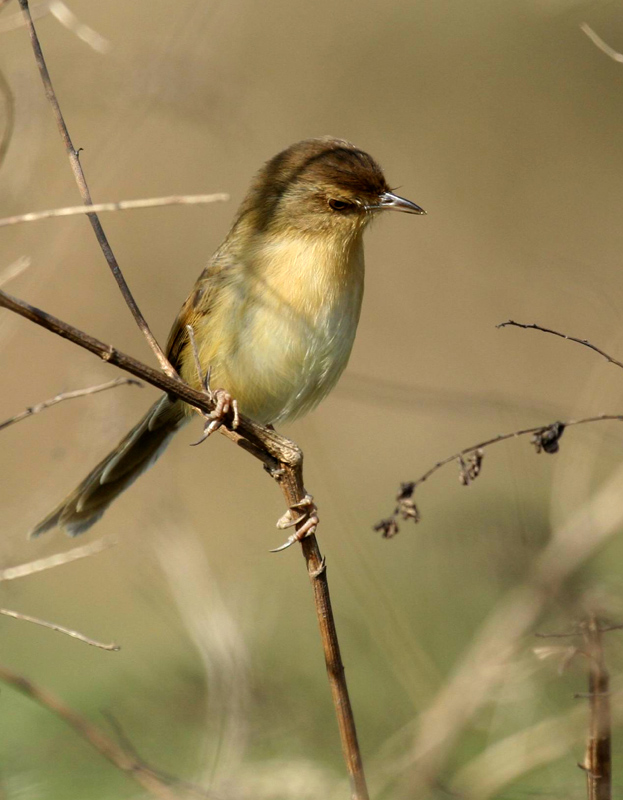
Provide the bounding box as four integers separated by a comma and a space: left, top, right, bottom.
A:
532, 422, 565, 454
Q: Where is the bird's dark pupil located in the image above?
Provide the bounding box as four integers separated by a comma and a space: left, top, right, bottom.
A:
330, 199, 350, 211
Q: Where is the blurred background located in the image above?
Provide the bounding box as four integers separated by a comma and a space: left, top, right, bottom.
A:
1, 1, 623, 797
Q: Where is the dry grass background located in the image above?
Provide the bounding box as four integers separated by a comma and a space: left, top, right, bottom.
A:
1, 1, 623, 797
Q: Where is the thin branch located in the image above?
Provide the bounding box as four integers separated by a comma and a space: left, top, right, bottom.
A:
0, 608, 119, 650
581, 23, 623, 63
498, 320, 623, 371
0, 665, 197, 800
0, 377, 141, 432
17, 0, 177, 378
0, 193, 229, 228
414, 416, 620, 488
0, 538, 115, 581
375, 415, 623, 537
0, 286, 370, 800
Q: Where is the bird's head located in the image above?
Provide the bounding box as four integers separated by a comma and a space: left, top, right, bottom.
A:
238, 137, 425, 240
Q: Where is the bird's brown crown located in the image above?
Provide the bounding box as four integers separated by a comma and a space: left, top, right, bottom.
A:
236, 137, 391, 234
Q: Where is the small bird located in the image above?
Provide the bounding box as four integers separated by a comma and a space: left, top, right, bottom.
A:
31, 137, 424, 538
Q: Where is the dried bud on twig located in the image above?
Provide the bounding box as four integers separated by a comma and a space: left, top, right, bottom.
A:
458, 449, 484, 485
397, 482, 420, 523
532, 422, 565, 454
373, 483, 420, 538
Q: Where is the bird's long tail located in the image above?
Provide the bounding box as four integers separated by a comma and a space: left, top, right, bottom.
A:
30, 395, 188, 537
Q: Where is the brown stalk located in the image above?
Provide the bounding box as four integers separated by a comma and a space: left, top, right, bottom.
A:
0, 290, 369, 798
17, 0, 176, 378
581, 617, 612, 800
0, 665, 199, 799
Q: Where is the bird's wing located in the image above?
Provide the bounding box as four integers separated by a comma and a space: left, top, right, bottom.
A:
165, 256, 230, 374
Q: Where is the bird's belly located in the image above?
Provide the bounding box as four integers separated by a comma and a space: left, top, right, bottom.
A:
217, 293, 361, 425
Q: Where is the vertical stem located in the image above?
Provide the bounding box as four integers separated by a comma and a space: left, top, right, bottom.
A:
582, 617, 611, 800
279, 465, 370, 800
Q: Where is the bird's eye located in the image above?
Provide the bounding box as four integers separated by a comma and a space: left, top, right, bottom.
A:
328, 198, 353, 211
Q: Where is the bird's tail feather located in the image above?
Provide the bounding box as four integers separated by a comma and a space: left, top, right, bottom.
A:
30, 395, 187, 538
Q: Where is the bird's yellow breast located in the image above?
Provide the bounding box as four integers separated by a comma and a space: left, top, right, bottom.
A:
181, 230, 365, 425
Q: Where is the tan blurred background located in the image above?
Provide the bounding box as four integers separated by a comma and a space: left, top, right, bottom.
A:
1, 1, 623, 798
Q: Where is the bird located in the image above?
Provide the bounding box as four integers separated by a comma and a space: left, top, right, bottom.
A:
31, 137, 425, 539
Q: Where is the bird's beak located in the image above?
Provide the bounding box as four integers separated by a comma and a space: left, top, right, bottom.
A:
378, 191, 426, 215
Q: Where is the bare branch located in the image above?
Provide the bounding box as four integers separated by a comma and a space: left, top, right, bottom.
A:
498, 320, 623, 371
0, 193, 229, 228
0, 607, 119, 650
0, 665, 197, 799
17, 0, 177, 378
376, 415, 623, 536
581, 23, 623, 63
0, 377, 141, 432
0, 538, 115, 581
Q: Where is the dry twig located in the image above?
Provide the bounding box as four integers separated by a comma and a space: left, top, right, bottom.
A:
0, 377, 141, 432
376, 415, 623, 536
498, 320, 623, 371
0, 193, 229, 228
0, 607, 119, 650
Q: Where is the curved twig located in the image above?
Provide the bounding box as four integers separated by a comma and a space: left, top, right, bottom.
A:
0, 608, 119, 650
498, 320, 623, 371
0, 377, 141, 432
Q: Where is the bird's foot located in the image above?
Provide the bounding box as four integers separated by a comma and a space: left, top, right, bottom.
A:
271, 494, 319, 553
191, 387, 239, 446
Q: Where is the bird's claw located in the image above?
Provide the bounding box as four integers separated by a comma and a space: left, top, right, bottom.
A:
190, 388, 239, 446
271, 494, 319, 552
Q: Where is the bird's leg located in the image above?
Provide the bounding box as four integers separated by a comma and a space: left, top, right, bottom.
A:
190, 368, 240, 447
185, 324, 239, 446
271, 494, 319, 552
